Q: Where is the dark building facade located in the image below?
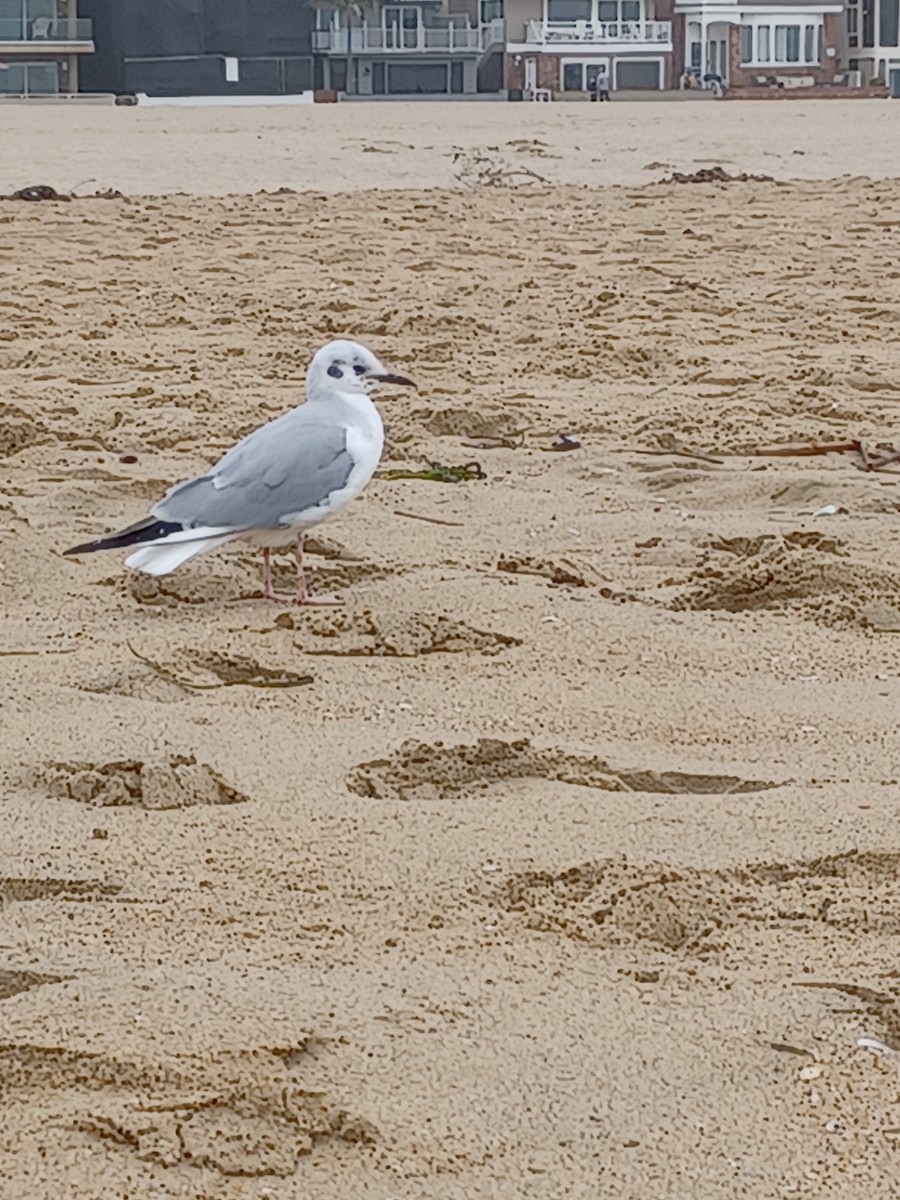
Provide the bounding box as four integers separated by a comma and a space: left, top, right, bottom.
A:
78, 0, 316, 96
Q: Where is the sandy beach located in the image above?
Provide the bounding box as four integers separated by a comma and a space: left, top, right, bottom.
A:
3, 102, 900, 1198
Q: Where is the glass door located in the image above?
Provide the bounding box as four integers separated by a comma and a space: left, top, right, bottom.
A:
383, 6, 421, 49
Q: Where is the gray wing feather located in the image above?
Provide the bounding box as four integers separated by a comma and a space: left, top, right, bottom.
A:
154, 411, 353, 531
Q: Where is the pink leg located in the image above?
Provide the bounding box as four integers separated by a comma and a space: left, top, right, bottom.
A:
293, 536, 341, 607
261, 547, 275, 600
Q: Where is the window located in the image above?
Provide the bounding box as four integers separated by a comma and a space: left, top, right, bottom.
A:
881, 0, 899, 46
548, 0, 591, 19
383, 6, 420, 49
740, 25, 752, 62
863, 0, 875, 47
0, 59, 57, 93
563, 61, 583, 89
561, 60, 611, 89
774, 24, 800, 62
757, 25, 770, 60
847, 8, 858, 32
26, 61, 57, 92
594, 1, 639, 21
0, 0, 52, 39
690, 39, 700, 67
804, 24, 814, 61
0, 62, 25, 92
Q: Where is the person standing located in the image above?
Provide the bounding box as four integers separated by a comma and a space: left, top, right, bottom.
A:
595, 64, 611, 101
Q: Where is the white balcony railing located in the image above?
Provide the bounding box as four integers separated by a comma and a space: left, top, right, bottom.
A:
525, 19, 672, 44
313, 24, 482, 53
481, 18, 506, 48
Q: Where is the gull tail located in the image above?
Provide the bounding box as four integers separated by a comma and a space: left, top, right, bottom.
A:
66, 518, 241, 577
125, 533, 236, 577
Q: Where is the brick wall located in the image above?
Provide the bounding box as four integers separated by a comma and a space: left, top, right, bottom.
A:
728, 20, 840, 88
505, 53, 563, 91
506, 52, 672, 92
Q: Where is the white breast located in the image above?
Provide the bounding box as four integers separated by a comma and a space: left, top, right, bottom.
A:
276, 393, 384, 531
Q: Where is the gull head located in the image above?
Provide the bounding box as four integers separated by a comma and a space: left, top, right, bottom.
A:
307, 339, 415, 399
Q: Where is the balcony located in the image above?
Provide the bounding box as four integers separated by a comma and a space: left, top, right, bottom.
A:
524, 18, 672, 47
313, 24, 486, 53
0, 16, 93, 49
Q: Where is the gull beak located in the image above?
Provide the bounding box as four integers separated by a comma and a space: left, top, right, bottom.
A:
370, 372, 416, 389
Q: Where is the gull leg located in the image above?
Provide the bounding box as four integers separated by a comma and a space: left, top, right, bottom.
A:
261, 547, 275, 600
294, 535, 342, 607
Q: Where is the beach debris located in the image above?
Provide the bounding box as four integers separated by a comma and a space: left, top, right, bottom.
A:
377, 461, 486, 483
506, 138, 560, 160
452, 148, 548, 188
769, 1042, 814, 1057
544, 432, 581, 452
2, 180, 125, 202
662, 166, 775, 185
752, 439, 900, 472
813, 504, 848, 517
461, 428, 528, 450
7, 184, 70, 202
857, 1036, 894, 1058
126, 641, 313, 691
634, 432, 723, 464
393, 509, 465, 527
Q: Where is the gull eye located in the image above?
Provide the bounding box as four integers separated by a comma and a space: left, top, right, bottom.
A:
353, 364, 366, 376
327, 363, 343, 379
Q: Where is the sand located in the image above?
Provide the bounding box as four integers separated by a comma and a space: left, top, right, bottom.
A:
2, 98, 900, 193
2, 102, 900, 1198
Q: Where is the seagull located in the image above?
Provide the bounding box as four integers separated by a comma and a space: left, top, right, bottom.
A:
64, 339, 415, 604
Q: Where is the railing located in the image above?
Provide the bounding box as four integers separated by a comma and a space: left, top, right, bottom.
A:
313, 24, 481, 52
525, 19, 671, 43
480, 18, 506, 48
0, 17, 93, 42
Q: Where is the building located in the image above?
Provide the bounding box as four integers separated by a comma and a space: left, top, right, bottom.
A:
838, 0, 899, 81
504, 0, 676, 93
78, 0, 315, 97
312, 1, 506, 95
676, 0, 844, 89
5, 0, 860, 100
0, 0, 94, 95
502, 0, 848, 93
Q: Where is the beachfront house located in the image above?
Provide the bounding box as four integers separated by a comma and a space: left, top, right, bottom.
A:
312, 0, 506, 95
676, 0, 844, 89
837, 0, 900, 82
77, 0, 315, 98
503, 0, 676, 94
0, 0, 94, 95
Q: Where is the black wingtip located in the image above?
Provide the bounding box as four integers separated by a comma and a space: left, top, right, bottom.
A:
63, 518, 183, 558
63, 541, 93, 557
